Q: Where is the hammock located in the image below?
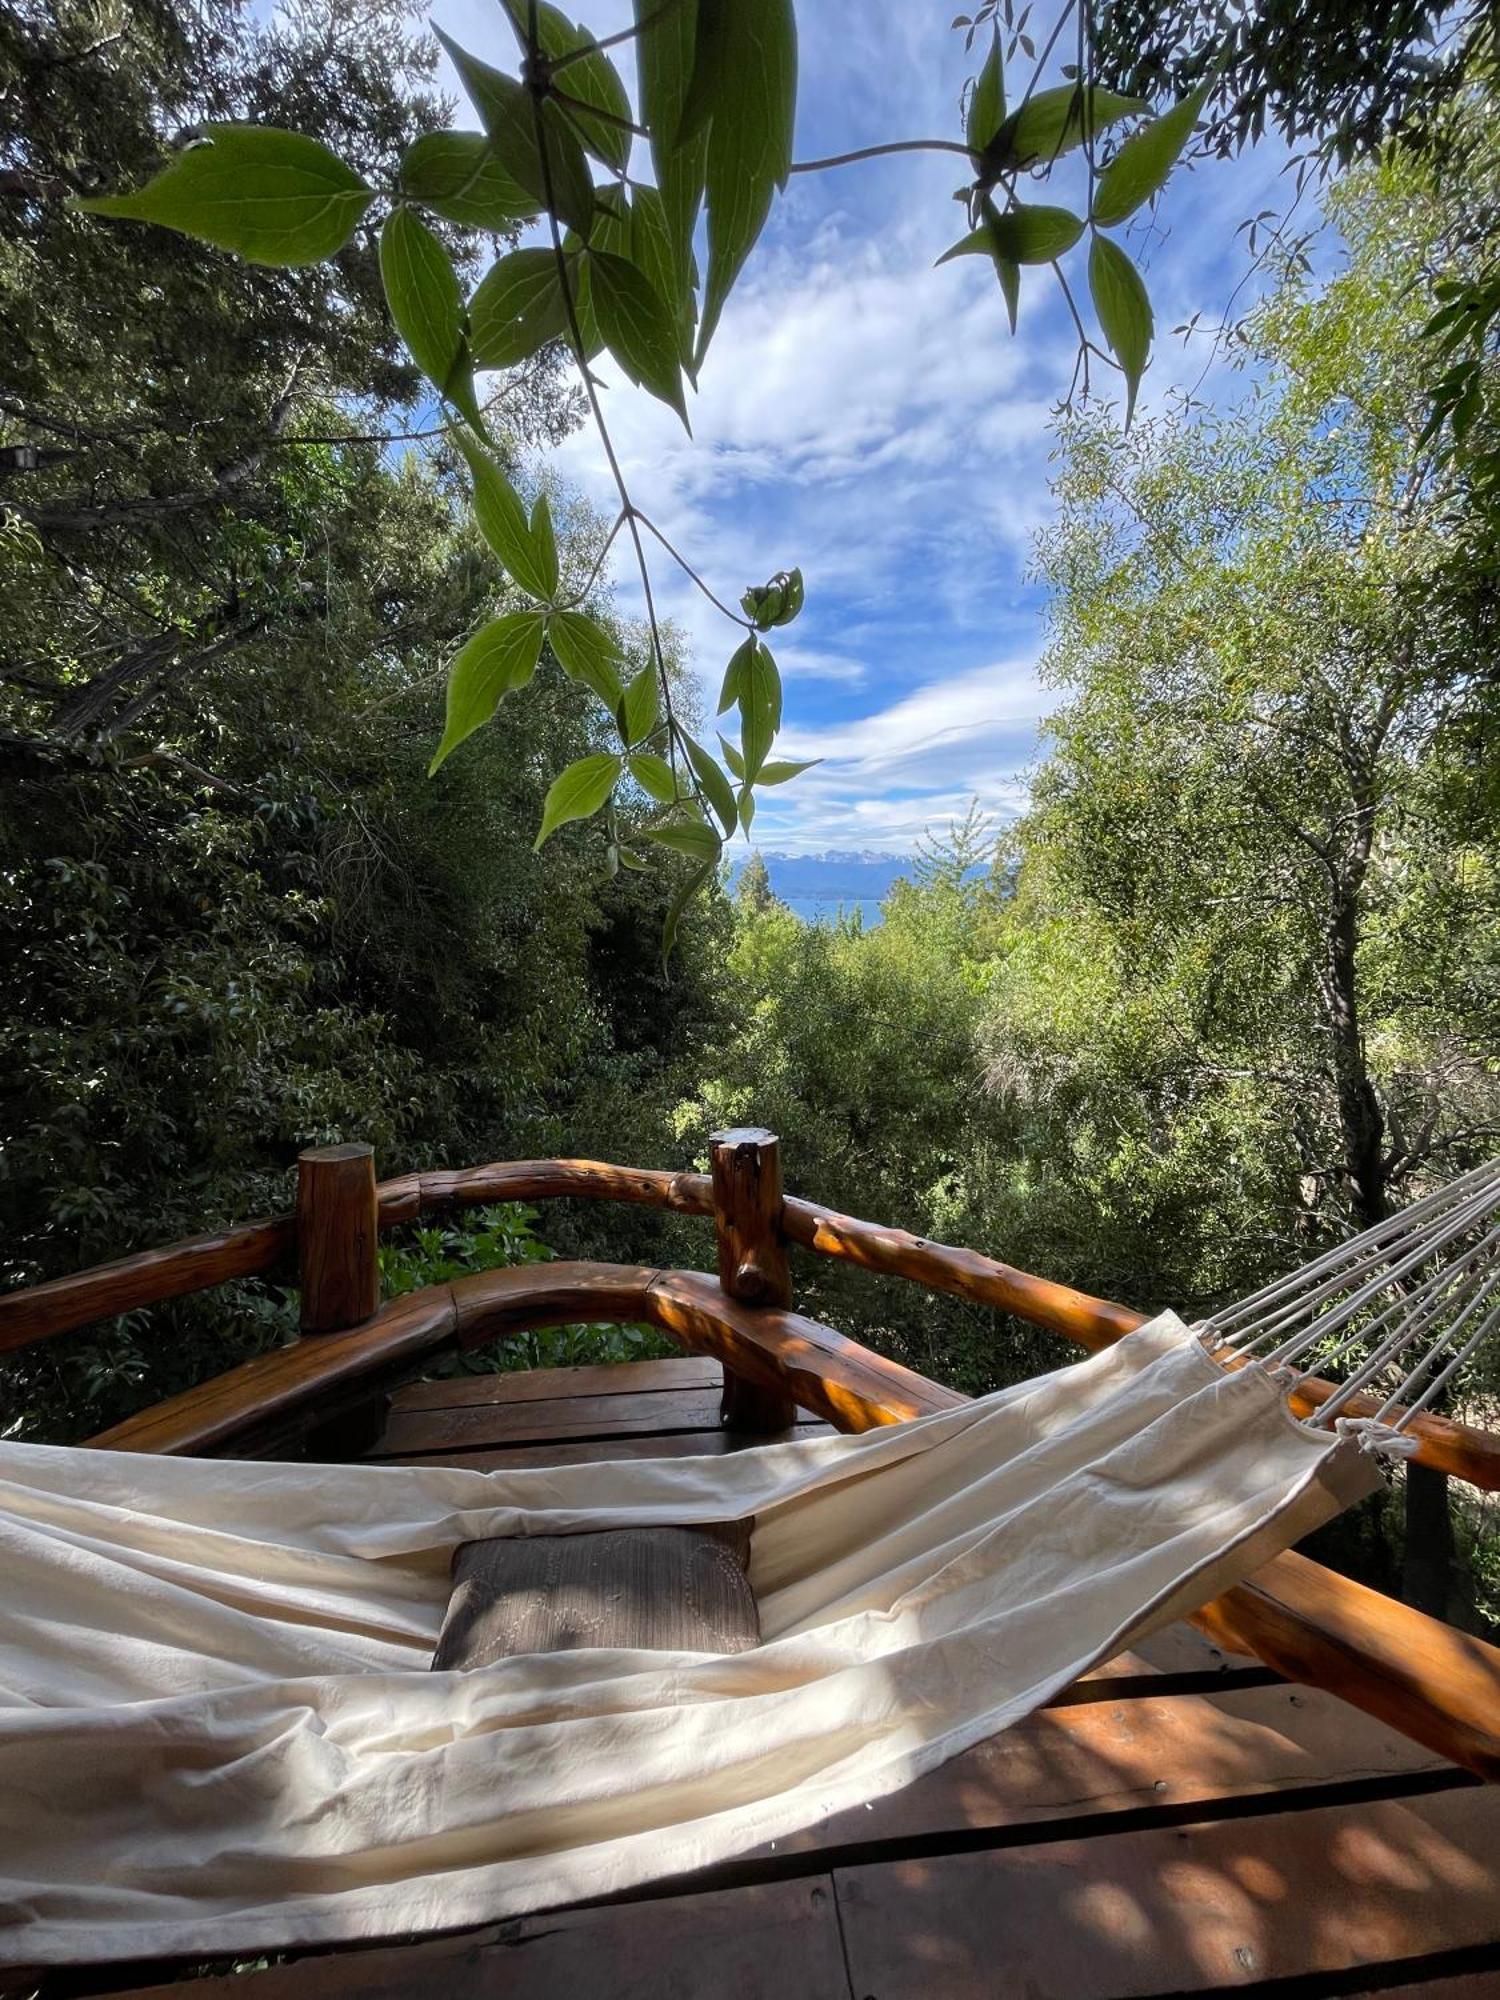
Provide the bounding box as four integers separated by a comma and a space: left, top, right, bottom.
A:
1, 1176, 1494, 1966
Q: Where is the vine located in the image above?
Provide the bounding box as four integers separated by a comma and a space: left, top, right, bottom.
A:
72, 0, 1212, 948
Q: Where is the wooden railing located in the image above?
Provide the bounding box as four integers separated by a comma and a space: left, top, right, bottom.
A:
1, 1128, 1498, 1781
4, 1130, 1497, 1489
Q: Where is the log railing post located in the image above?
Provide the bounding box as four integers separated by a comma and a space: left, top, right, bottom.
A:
709, 1127, 799, 1433
296, 1143, 379, 1335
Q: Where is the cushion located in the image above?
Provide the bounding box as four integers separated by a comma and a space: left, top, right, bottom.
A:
431, 1520, 759, 1669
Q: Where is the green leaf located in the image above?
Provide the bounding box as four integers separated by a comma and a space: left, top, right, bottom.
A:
986, 85, 1145, 174
73, 125, 371, 266
966, 32, 1005, 154
455, 433, 556, 601
547, 608, 625, 705
430, 611, 547, 772
644, 819, 722, 861
628, 751, 680, 801
996, 254, 1020, 333
535, 752, 623, 847
630, 183, 696, 367
935, 211, 1021, 331
737, 637, 781, 779
503, 0, 633, 171
661, 858, 713, 965
682, 733, 738, 836
380, 208, 481, 429
718, 633, 755, 715
435, 30, 596, 238
1091, 81, 1210, 228
737, 783, 756, 830
989, 203, 1084, 264
719, 733, 746, 778
755, 756, 820, 785
530, 492, 559, 599
588, 249, 688, 420
400, 131, 539, 229
619, 660, 660, 744
687, 0, 798, 366
1089, 232, 1152, 425
936, 226, 992, 268
636, 0, 707, 339
470, 247, 574, 369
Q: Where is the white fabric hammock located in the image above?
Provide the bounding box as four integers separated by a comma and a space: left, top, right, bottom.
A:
0, 1312, 1382, 1967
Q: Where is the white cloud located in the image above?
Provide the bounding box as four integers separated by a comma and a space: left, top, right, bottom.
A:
745, 655, 1046, 852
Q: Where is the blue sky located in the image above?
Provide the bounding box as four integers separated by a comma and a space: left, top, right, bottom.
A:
439, 1, 1305, 852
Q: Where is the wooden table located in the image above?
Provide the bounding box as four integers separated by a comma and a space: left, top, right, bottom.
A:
76, 1357, 1500, 1999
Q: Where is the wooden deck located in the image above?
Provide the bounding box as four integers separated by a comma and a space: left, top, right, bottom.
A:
96, 1357, 1500, 2000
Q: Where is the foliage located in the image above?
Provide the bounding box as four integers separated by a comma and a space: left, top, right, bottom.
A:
0, 0, 734, 1442
1094, 0, 1491, 168
380, 1203, 672, 1372
999, 156, 1500, 1618
64, 0, 1226, 916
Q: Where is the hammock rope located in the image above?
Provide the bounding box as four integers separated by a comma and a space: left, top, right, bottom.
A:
1201, 1157, 1500, 1435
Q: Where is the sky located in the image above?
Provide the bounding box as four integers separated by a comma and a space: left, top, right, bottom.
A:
438, 0, 1307, 853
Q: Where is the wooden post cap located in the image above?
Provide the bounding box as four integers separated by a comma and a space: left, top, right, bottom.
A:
296, 1142, 379, 1336
708, 1129, 797, 1433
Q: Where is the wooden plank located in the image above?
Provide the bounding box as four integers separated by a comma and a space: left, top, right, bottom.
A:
736, 1682, 1450, 1869
372, 1387, 825, 1459
833, 1784, 1500, 1999
384, 1426, 834, 1471
105, 1876, 853, 2000
1347, 1974, 1500, 1998
390, 1356, 724, 1411
1091, 1620, 1255, 1680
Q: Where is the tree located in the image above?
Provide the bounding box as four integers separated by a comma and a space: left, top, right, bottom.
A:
1094, 0, 1492, 167
0, 0, 730, 1443
734, 852, 778, 915
0, 0, 580, 764
997, 155, 1500, 1618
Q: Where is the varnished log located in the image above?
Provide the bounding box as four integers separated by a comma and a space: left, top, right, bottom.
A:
778, 1195, 1148, 1351
296, 1144, 379, 1335
86, 1264, 961, 1456
647, 1270, 965, 1432
4, 1147, 1495, 1488
1192, 1548, 1500, 1783
90, 1283, 459, 1455
0, 1214, 296, 1356
709, 1128, 799, 1433
777, 1196, 1500, 1490
411, 1159, 713, 1218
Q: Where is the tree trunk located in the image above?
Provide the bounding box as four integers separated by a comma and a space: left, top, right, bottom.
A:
1321, 810, 1457, 1622
1403, 1458, 1460, 1622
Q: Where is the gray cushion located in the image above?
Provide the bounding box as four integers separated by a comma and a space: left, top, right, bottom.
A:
431, 1521, 759, 1669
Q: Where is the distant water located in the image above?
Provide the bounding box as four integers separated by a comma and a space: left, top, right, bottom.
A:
782, 897, 882, 927
727, 851, 912, 924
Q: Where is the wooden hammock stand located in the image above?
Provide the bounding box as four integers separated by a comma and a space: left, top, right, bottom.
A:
4, 1127, 1500, 1998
